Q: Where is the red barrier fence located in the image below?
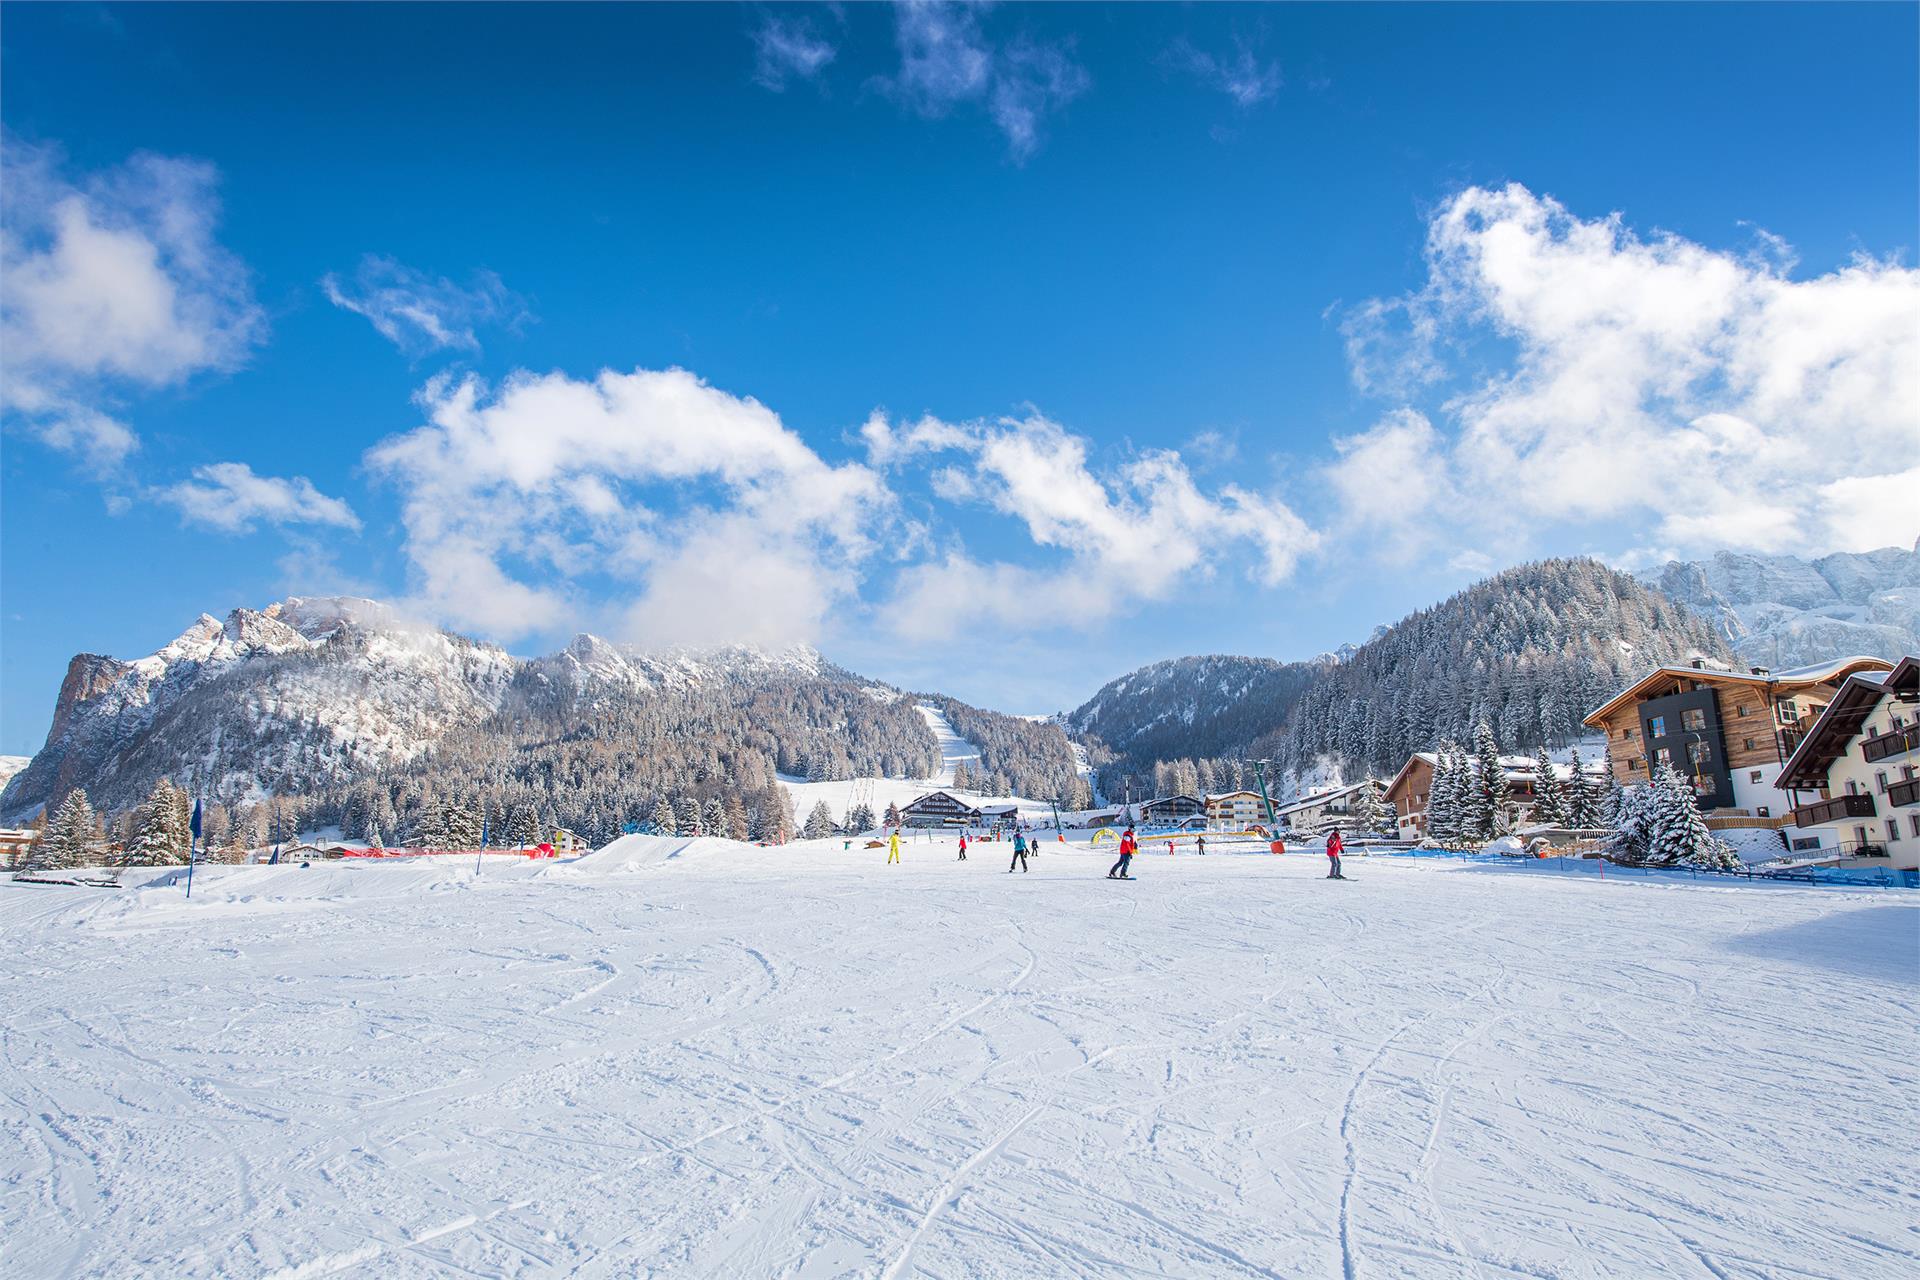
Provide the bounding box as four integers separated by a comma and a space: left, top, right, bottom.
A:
331, 844, 561, 860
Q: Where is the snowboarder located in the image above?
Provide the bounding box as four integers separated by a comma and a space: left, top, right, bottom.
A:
1108, 827, 1137, 879
957, 832, 968, 861
887, 828, 902, 865
1326, 826, 1347, 880
1009, 830, 1028, 873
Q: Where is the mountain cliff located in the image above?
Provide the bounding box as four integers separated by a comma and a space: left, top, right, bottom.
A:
0, 598, 922, 827
1638, 542, 1918, 669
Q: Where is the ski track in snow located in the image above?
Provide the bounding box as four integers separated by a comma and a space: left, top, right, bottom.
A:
2, 844, 1917, 1279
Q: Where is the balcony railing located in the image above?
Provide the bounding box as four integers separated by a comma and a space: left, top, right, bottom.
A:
1862, 726, 1919, 764
1888, 777, 1920, 809
1793, 793, 1877, 826
1776, 725, 1808, 756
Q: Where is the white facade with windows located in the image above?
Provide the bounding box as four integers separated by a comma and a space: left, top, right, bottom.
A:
1778, 658, 1920, 871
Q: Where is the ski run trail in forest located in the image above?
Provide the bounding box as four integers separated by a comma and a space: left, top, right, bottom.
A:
3, 836, 1916, 1280
913, 703, 981, 788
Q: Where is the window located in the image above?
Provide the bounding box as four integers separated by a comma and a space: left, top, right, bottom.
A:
1792, 836, 1821, 851
1682, 708, 1706, 732
1889, 821, 1902, 843
1854, 825, 1869, 846
1749, 770, 1764, 783
1694, 774, 1717, 795
1778, 701, 1800, 723
1846, 779, 1860, 795
1743, 737, 1758, 752
1737, 704, 1750, 718
1911, 815, 1920, 839
1877, 771, 1889, 793
1757, 806, 1770, 817
1631, 757, 1646, 772
1687, 740, 1711, 768
1656, 748, 1672, 769
1810, 705, 1827, 720
1648, 715, 1667, 738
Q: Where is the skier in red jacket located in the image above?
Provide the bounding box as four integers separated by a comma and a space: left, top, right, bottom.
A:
1326, 826, 1347, 880
1108, 828, 1137, 880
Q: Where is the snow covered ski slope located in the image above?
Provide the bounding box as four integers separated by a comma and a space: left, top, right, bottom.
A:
914, 702, 981, 786
3, 842, 1915, 1278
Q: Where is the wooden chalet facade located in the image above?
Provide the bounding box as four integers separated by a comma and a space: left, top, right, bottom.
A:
1582, 656, 1893, 819
1137, 794, 1205, 826
1271, 780, 1386, 835
1383, 754, 1587, 839
898, 790, 982, 828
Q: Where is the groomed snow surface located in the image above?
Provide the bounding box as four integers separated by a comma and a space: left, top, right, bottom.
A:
5, 837, 1917, 1279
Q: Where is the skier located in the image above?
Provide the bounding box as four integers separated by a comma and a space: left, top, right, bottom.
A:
1009, 830, 1028, 873
957, 832, 968, 861
887, 828, 902, 866
1107, 827, 1137, 880
1326, 826, 1347, 880
1196, 832, 1207, 856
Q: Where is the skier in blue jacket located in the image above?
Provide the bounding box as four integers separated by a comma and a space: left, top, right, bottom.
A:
1008, 830, 1029, 873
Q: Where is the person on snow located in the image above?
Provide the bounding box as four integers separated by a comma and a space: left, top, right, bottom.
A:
887, 828, 902, 866
957, 832, 968, 861
1196, 832, 1207, 856
1325, 826, 1347, 880
1009, 830, 1028, 873
1108, 827, 1137, 879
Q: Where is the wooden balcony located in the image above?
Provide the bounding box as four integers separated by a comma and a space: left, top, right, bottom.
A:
1889, 777, 1920, 809
1861, 725, 1919, 764
1792, 793, 1876, 827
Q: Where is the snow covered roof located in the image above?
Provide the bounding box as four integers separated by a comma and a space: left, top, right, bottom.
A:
1271, 780, 1376, 817
1583, 656, 1893, 726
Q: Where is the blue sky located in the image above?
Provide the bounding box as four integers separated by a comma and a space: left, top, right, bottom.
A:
3, 2, 1916, 754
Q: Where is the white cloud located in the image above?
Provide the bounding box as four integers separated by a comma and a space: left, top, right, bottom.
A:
322, 255, 528, 356
365, 366, 890, 645
156, 462, 361, 534
751, 13, 838, 90
879, 2, 1088, 162
1165, 37, 1282, 108
1322, 409, 1458, 564
0, 139, 264, 472
872, 411, 1318, 638
1341, 183, 1920, 559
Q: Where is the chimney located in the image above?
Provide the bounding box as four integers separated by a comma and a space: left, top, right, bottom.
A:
1690, 659, 1706, 670
1750, 666, 1769, 676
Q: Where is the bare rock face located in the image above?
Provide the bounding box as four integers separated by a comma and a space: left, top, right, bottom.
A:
1638, 540, 1919, 668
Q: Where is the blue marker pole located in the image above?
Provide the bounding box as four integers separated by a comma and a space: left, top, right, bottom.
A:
185, 796, 203, 898
476, 814, 489, 877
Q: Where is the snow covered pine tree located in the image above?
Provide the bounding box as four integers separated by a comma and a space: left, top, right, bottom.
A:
1531, 745, 1566, 827
803, 800, 836, 839
24, 789, 100, 873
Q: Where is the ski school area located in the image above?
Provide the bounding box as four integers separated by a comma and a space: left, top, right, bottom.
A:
4, 831, 1915, 1280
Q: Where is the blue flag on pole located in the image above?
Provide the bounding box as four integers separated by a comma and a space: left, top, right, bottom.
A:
190, 798, 203, 840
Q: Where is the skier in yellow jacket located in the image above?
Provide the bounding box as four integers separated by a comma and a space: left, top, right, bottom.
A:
887, 828, 902, 865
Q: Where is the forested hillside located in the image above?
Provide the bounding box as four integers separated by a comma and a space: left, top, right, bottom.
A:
1077, 558, 1729, 800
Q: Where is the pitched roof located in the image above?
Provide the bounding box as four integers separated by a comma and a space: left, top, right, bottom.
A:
1582, 656, 1893, 727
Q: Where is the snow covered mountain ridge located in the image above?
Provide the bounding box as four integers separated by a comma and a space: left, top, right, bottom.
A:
0, 597, 833, 822
1637, 540, 1918, 670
